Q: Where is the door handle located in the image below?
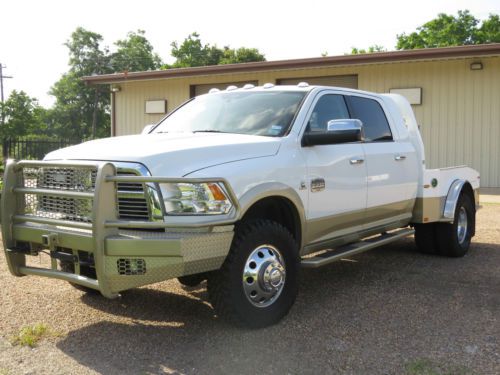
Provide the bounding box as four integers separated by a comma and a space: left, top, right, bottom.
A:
394, 154, 406, 161
350, 157, 364, 165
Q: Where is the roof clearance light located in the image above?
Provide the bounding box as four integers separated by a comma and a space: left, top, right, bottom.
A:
226, 85, 238, 91
263, 83, 275, 89
209, 88, 220, 94
243, 84, 255, 89
298, 82, 309, 88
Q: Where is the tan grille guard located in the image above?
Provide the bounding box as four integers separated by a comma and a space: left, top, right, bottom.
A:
1, 159, 239, 298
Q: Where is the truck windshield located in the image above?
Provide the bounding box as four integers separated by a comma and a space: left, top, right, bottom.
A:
153, 91, 306, 137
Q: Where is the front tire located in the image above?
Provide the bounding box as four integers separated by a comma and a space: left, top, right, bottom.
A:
178, 274, 207, 287
436, 193, 475, 257
207, 220, 299, 328
59, 261, 98, 294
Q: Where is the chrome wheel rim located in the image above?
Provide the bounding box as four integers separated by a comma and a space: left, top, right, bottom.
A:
457, 206, 468, 244
243, 245, 286, 308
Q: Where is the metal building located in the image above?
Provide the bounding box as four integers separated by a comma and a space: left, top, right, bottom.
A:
83, 44, 500, 187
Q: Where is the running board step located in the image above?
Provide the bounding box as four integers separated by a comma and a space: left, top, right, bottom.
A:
301, 228, 415, 268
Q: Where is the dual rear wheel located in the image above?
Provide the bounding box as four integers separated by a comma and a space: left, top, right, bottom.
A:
414, 193, 475, 257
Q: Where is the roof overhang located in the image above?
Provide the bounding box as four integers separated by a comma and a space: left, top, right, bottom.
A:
82, 43, 500, 85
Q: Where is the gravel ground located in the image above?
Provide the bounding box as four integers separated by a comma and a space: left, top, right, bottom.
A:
0, 204, 499, 375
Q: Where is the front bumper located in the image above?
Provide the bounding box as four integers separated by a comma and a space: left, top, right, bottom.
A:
1, 160, 236, 298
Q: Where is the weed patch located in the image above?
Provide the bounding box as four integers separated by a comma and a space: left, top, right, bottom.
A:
11, 323, 50, 348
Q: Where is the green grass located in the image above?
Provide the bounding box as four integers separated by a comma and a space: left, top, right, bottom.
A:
11, 323, 50, 348
0, 368, 9, 375
405, 359, 475, 375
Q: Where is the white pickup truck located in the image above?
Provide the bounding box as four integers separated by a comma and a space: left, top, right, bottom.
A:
1, 84, 480, 327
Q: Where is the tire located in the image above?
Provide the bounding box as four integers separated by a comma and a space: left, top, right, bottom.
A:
59, 261, 99, 294
414, 223, 439, 254
178, 274, 207, 287
207, 220, 299, 328
436, 193, 475, 257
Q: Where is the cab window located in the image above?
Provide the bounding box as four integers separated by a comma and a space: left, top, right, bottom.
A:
347, 96, 392, 141
306, 95, 350, 132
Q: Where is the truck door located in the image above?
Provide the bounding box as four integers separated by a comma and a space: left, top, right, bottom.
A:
301, 93, 367, 244
346, 95, 415, 227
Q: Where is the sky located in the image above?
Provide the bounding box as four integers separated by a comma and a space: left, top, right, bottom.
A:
1, 0, 498, 107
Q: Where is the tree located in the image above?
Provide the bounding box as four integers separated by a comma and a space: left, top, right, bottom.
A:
48, 28, 164, 139
0, 90, 46, 138
168, 32, 265, 68
50, 27, 111, 139
349, 45, 387, 54
111, 30, 163, 72
220, 47, 265, 64
397, 10, 500, 49
476, 14, 500, 43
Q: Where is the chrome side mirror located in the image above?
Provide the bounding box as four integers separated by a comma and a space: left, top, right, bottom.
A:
302, 119, 364, 147
326, 119, 364, 142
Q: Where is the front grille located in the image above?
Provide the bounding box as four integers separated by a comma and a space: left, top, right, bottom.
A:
39, 168, 96, 191
19, 165, 152, 224
21, 166, 97, 223
116, 171, 143, 192
118, 197, 150, 220
116, 171, 150, 221
21, 166, 96, 192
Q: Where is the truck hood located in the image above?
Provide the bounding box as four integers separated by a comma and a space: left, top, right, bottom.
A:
45, 132, 281, 176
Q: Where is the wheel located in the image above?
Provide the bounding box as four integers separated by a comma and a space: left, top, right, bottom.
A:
59, 261, 99, 293
178, 274, 206, 287
414, 223, 439, 254
207, 220, 299, 328
436, 193, 475, 257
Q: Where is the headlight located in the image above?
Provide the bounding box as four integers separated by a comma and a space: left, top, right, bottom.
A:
160, 182, 233, 215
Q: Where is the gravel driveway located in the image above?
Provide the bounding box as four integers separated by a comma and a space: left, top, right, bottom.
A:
0, 205, 499, 375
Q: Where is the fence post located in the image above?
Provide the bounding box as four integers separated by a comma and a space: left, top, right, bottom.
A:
2, 138, 7, 162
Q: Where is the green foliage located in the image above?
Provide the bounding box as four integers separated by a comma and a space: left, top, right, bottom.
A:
11, 323, 49, 348
47, 28, 165, 139
49, 71, 109, 139
477, 14, 500, 43
219, 47, 265, 65
397, 10, 500, 49
49, 27, 111, 139
0, 90, 46, 138
405, 358, 475, 375
65, 27, 110, 76
167, 32, 265, 68
111, 30, 163, 72
350, 45, 387, 54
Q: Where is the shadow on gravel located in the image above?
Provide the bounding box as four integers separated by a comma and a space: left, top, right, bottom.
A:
56, 238, 500, 375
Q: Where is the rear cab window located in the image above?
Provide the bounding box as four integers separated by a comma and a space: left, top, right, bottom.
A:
346, 96, 393, 142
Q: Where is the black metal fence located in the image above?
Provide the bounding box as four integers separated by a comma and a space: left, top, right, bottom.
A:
2, 138, 81, 161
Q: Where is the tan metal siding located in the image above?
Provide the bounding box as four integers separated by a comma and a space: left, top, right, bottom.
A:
113, 56, 500, 187
277, 75, 358, 88
357, 57, 500, 187
193, 81, 259, 96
